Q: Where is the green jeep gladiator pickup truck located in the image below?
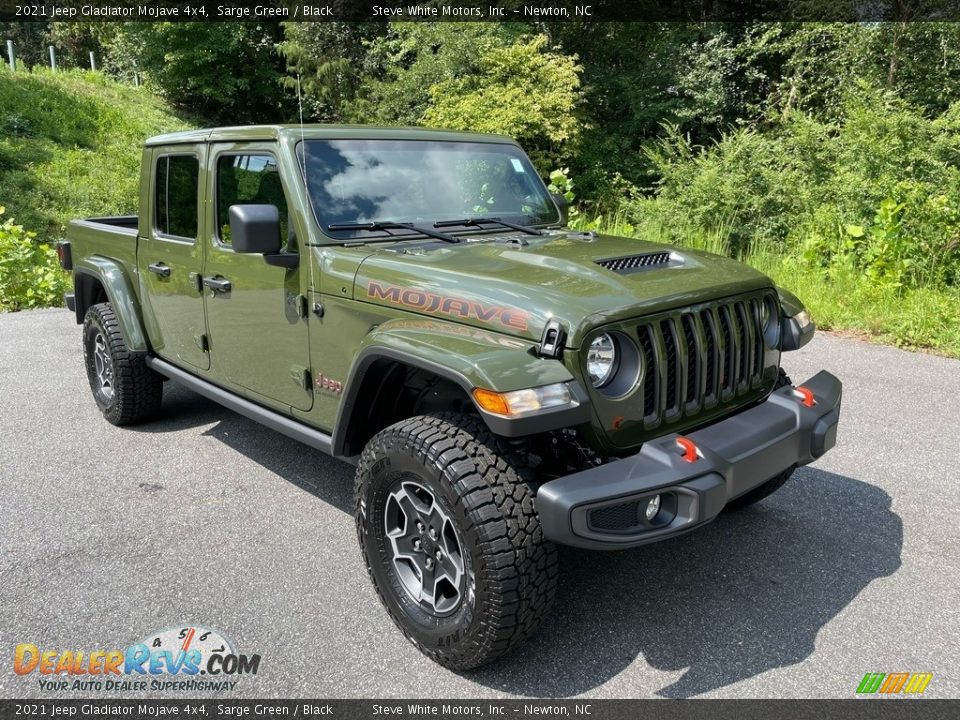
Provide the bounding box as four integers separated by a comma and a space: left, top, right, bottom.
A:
59, 125, 840, 669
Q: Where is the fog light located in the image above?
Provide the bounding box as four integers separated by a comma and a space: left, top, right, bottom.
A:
645, 494, 661, 522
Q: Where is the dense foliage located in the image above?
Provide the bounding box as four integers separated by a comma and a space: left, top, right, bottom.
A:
0, 206, 69, 311
636, 88, 960, 288
422, 34, 581, 171
1, 20, 958, 353
0, 68, 189, 237
0, 68, 189, 311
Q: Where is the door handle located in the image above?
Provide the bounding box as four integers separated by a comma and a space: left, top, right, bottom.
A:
203, 276, 232, 294
147, 262, 171, 278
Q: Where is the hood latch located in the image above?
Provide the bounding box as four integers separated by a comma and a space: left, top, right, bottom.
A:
538, 319, 566, 359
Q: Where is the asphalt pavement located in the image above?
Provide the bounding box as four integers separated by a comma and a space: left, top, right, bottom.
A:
1, 309, 958, 699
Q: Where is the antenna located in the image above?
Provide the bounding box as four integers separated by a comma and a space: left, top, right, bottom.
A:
297, 74, 318, 299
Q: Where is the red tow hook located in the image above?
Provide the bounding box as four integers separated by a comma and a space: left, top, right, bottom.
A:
676, 436, 699, 463
792, 386, 816, 408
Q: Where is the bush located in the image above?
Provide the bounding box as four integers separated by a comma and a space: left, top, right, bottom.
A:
0, 206, 69, 311
423, 34, 582, 173
639, 123, 805, 254
631, 84, 960, 289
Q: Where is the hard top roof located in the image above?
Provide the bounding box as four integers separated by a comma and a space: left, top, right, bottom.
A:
145, 125, 518, 147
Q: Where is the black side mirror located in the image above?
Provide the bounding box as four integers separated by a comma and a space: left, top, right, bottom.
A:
229, 204, 282, 254
550, 193, 569, 227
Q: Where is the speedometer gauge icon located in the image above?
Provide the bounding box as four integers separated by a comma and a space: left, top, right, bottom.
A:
139, 625, 235, 667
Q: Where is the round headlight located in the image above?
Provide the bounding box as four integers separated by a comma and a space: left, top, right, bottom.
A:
587, 333, 617, 388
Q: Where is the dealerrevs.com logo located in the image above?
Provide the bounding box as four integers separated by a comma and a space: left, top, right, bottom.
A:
856, 672, 934, 696
13, 625, 260, 692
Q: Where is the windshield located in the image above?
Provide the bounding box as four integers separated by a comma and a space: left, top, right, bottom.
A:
296, 140, 560, 236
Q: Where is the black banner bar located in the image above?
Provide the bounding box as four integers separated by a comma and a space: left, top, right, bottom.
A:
2, 0, 960, 23
1, 700, 958, 720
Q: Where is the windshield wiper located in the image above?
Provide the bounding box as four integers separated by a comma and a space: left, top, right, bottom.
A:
434, 217, 543, 236
327, 221, 461, 244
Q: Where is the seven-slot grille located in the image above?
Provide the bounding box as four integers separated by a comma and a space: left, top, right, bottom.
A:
628, 295, 773, 428
596, 251, 672, 273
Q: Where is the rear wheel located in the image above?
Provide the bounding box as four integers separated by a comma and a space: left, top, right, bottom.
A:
355, 413, 557, 670
725, 369, 795, 510
83, 302, 163, 426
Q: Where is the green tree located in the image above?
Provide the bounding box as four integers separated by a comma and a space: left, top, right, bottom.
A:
1, 21, 51, 69
760, 23, 960, 119
279, 22, 384, 123
109, 22, 291, 124
46, 22, 117, 70
423, 34, 582, 171
550, 23, 768, 203
346, 23, 520, 127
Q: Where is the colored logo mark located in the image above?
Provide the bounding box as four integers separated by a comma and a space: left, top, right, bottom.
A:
856, 672, 933, 695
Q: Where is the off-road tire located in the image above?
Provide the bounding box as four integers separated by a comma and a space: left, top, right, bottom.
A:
354, 413, 558, 670
82, 302, 163, 426
724, 369, 795, 510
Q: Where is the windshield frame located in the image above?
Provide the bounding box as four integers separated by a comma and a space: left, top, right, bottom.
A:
294, 138, 561, 243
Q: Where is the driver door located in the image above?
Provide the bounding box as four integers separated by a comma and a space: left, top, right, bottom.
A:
202, 143, 313, 412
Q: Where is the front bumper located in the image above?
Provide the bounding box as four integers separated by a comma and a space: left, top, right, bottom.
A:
537, 370, 842, 549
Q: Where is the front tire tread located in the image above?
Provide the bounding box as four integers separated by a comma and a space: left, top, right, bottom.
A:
355, 413, 557, 670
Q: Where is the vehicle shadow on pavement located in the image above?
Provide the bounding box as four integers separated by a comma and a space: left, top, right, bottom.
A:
467, 468, 902, 698
130, 383, 243, 432
134, 387, 902, 698
131, 383, 354, 511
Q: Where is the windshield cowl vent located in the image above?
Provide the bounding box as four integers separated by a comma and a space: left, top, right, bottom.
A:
596, 251, 681, 274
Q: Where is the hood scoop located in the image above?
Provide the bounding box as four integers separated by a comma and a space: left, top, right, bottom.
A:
596, 250, 681, 274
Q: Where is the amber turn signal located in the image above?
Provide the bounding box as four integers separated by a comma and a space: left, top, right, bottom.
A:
471, 383, 575, 417
472, 388, 511, 415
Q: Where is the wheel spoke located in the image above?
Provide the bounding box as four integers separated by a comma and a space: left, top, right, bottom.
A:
395, 490, 423, 527
383, 477, 465, 616
400, 481, 434, 515
390, 533, 419, 561
440, 519, 463, 573
438, 548, 462, 585
92, 333, 114, 399
419, 561, 438, 605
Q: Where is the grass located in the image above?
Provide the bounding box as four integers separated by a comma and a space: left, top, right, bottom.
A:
751, 251, 960, 357
580, 213, 960, 359
0, 67, 193, 312
0, 67, 192, 242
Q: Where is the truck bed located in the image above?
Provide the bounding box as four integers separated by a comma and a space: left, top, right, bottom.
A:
67, 215, 139, 271
72, 215, 138, 233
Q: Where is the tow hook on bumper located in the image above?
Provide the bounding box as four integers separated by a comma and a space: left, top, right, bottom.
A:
536, 370, 842, 550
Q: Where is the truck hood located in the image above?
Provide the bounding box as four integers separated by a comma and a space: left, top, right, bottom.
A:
353, 231, 774, 347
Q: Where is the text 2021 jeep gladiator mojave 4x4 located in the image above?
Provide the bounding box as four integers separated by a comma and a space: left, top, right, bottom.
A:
59, 126, 840, 670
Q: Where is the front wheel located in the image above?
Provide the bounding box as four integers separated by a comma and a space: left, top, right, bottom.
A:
354, 413, 558, 670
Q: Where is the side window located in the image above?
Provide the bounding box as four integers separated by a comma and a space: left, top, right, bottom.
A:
216, 154, 289, 246
154, 154, 199, 239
